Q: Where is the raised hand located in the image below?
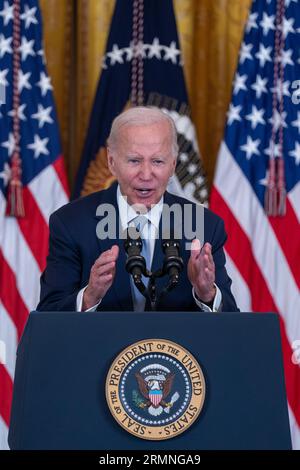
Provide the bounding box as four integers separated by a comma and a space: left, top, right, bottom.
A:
82, 245, 119, 310
187, 239, 216, 303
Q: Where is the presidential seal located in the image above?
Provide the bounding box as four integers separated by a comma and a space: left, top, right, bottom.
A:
105, 339, 205, 440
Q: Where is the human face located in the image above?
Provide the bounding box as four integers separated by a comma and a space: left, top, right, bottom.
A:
108, 121, 176, 209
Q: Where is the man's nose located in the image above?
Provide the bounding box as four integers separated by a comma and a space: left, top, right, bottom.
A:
139, 162, 152, 180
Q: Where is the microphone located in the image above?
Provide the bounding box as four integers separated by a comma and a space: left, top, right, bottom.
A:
124, 228, 146, 289
162, 240, 184, 289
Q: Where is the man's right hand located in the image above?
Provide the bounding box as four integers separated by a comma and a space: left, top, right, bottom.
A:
82, 245, 119, 310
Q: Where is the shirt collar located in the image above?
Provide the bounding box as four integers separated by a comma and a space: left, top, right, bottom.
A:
117, 185, 163, 231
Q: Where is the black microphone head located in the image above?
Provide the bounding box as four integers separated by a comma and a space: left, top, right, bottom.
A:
124, 235, 143, 256
162, 239, 180, 256
162, 239, 184, 276
124, 228, 146, 276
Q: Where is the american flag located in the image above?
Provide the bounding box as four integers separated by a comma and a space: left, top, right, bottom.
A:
0, 0, 68, 449
210, 0, 300, 448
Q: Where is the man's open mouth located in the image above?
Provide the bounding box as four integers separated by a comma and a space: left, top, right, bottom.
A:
135, 188, 154, 196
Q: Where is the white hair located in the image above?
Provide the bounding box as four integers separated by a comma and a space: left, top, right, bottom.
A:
107, 106, 178, 159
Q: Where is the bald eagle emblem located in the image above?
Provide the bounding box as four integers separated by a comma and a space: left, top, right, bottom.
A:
133, 363, 179, 416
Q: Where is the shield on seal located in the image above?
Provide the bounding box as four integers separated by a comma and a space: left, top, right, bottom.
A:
149, 389, 163, 407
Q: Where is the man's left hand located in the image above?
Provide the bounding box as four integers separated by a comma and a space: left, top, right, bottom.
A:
187, 239, 216, 303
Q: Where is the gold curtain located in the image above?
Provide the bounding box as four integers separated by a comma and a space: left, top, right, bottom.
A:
40, 0, 251, 190
39, 0, 75, 180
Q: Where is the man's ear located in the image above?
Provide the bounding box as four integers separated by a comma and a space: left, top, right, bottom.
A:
107, 148, 116, 176
170, 157, 177, 176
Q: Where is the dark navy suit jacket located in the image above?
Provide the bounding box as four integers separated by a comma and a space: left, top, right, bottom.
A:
37, 183, 238, 312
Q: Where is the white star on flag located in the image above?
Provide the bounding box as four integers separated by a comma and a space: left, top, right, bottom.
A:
233, 73, 247, 94
147, 38, 162, 59
239, 42, 253, 64
1, 132, 15, 156
20, 5, 38, 29
245, 105, 265, 129
246, 12, 258, 33
27, 134, 49, 158
278, 49, 294, 67
251, 74, 268, 98
281, 17, 295, 38
163, 41, 180, 64
36, 71, 53, 96
19, 36, 36, 61
227, 103, 242, 125
0, 34, 12, 58
0, 1, 14, 26
255, 44, 272, 67
31, 104, 53, 128
107, 44, 124, 65
18, 70, 32, 93
259, 13, 275, 36
240, 136, 261, 160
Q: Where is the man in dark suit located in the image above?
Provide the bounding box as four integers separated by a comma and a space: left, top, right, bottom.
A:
37, 107, 238, 313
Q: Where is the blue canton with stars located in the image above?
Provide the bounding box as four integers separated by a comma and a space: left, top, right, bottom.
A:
0, 0, 61, 195
224, 0, 300, 206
